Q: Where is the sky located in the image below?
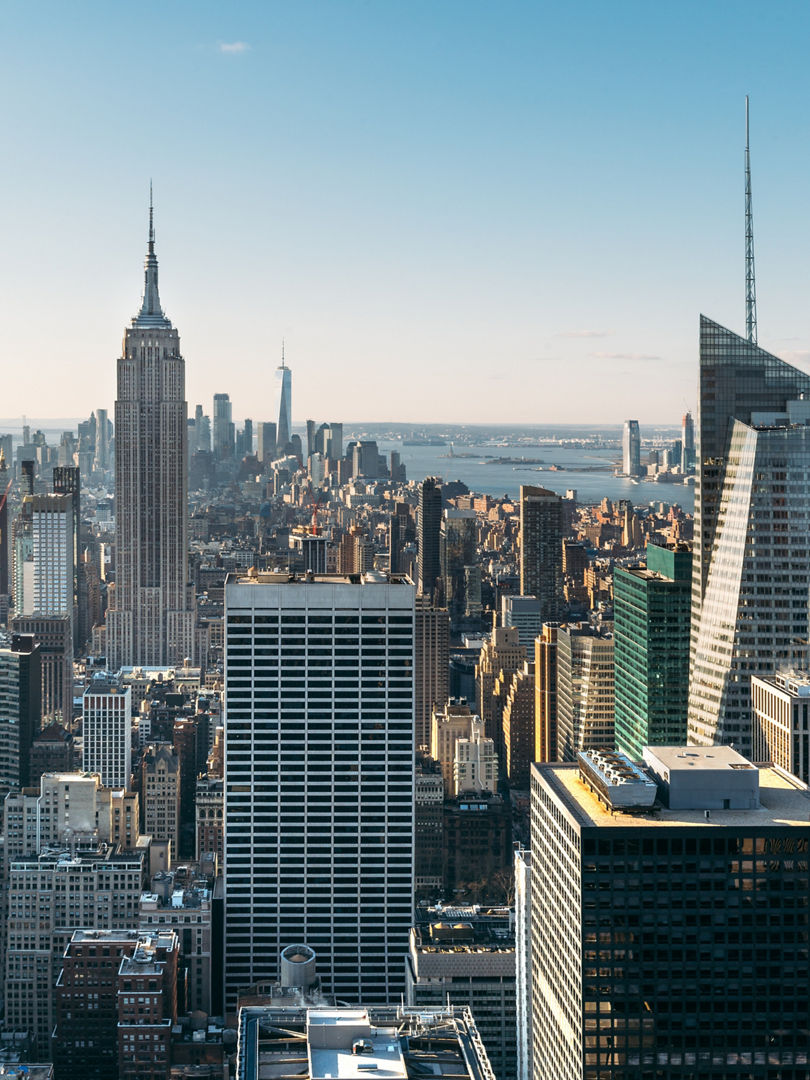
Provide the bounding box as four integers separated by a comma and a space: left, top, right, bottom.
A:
3, 1, 810, 425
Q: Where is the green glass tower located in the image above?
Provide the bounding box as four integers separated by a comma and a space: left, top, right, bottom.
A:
614, 542, 691, 760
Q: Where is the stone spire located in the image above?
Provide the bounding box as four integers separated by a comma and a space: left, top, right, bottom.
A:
133, 183, 172, 329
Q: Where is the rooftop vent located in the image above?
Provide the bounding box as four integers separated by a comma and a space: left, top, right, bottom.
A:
578, 749, 657, 811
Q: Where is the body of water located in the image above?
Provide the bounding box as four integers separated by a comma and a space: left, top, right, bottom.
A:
379, 441, 694, 511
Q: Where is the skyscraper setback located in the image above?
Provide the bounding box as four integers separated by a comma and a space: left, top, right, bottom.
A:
107, 199, 197, 669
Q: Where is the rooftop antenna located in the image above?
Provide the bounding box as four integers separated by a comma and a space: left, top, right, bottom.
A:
149, 179, 155, 250
745, 95, 757, 344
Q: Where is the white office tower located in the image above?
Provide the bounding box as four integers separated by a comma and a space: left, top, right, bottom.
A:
272, 349, 293, 450
689, 319, 810, 754
224, 570, 415, 1010
107, 198, 197, 669
82, 674, 132, 788
514, 845, 532, 1080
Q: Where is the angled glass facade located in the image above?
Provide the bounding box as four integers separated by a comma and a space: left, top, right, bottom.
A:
690, 317, 810, 752
614, 543, 691, 760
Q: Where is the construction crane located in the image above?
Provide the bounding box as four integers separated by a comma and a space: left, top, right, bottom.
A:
306, 484, 325, 536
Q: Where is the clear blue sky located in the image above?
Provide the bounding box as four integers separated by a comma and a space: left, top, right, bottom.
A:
3, 0, 810, 424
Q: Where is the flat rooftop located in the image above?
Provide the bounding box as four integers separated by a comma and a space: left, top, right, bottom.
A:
236, 1006, 495, 1080
535, 761, 810, 829
227, 571, 413, 587
647, 745, 755, 773
308, 1011, 406, 1080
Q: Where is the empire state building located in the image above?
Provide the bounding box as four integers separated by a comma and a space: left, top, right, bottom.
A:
107, 200, 197, 668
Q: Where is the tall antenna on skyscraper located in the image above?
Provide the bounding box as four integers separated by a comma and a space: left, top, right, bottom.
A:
745, 95, 757, 344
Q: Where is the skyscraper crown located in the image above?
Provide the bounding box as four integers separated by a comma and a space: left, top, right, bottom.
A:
132, 185, 172, 330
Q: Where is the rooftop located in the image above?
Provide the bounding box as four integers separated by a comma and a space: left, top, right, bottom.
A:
228, 571, 413, 587
646, 745, 755, 774
84, 674, 126, 696
236, 1006, 495, 1080
759, 668, 810, 697
535, 760, 810, 830
70, 928, 142, 944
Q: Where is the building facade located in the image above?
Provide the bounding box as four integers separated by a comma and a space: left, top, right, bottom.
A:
417, 477, 442, 599
501, 594, 543, 650
534, 623, 559, 762
502, 660, 535, 787
0, 633, 41, 789
224, 571, 415, 1009
414, 597, 449, 751
556, 624, 614, 761
82, 675, 132, 789
5, 844, 145, 1057
476, 625, 525, 746
752, 669, 810, 783
141, 743, 180, 854
514, 846, 532, 1080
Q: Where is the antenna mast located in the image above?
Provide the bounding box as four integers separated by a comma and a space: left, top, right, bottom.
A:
745, 95, 757, 344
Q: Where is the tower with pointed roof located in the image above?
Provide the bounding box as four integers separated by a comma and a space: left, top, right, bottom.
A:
272, 342, 292, 451
107, 194, 197, 668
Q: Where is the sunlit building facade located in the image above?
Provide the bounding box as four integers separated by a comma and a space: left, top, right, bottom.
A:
689, 318, 810, 754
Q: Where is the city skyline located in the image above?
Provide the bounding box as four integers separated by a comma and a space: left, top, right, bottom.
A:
5, 3, 810, 421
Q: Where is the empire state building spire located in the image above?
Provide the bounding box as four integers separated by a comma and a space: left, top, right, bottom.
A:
108, 196, 197, 670
133, 183, 172, 329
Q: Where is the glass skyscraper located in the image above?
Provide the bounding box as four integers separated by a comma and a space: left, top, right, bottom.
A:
689, 316, 810, 754
614, 542, 691, 760
272, 357, 292, 450
621, 419, 641, 477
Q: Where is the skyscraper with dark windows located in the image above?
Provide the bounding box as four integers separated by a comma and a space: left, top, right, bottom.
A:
688, 316, 810, 755
519, 486, 563, 622
531, 748, 810, 1079
417, 477, 442, 599
106, 198, 197, 669
223, 570, 415, 1010
0, 633, 41, 788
